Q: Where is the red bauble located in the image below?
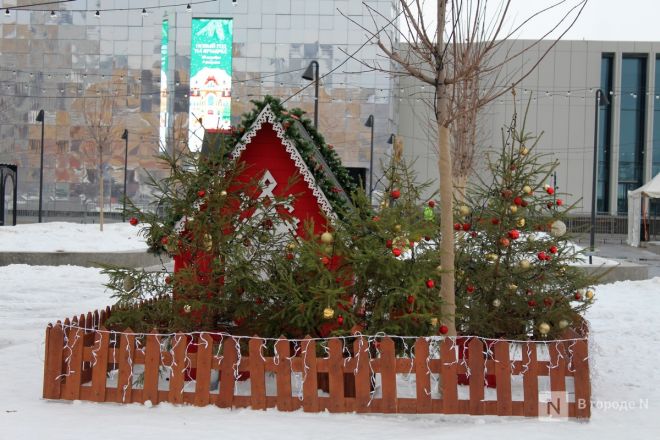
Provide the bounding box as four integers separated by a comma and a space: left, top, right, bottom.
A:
470, 231, 478, 238
426, 279, 435, 289
549, 245, 558, 254
129, 217, 139, 226
466, 285, 475, 294
428, 200, 436, 208
537, 251, 547, 261
513, 196, 523, 206
197, 189, 206, 198
372, 216, 380, 222
556, 199, 563, 206
439, 325, 449, 335
501, 189, 513, 199
547, 202, 554, 209
337, 315, 344, 325
424, 236, 431, 241
392, 248, 402, 257
521, 200, 529, 207
454, 223, 462, 231
160, 236, 169, 245
406, 294, 415, 304
321, 256, 331, 265
462, 223, 471, 232
391, 189, 401, 199
544, 297, 553, 307
546, 187, 555, 195
255, 297, 263, 305
528, 300, 537, 307
286, 253, 294, 260
491, 218, 500, 225
508, 229, 520, 240
574, 292, 582, 301
499, 237, 510, 247
386, 239, 393, 249
165, 276, 172, 285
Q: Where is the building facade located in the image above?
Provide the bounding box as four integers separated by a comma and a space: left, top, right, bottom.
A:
0, 0, 397, 215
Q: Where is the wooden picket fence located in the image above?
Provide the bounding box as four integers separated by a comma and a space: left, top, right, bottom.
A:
42, 306, 591, 418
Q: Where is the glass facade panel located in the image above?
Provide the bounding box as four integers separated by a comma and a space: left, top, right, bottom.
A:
597, 55, 613, 213
653, 57, 660, 177
617, 56, 647, 213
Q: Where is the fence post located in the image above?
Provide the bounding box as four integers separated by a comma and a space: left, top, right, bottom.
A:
249, 336, 266, 410
467, 337, 485, 415
573, 339, 591, 419
116, 328, 136, 403
380, 337, 397, 413
275, 337, 294, 411
168, 333, 187, 404
353, 337, 371, 413
301, 336, 319, 413
143, 329, 162, 405
522, 341, 539, 417
61, 326, 84, 400
217, 335, 237, 408
42, 324, 64, 399
327, 338, 345, 412
90, 327, 109, 402
493, 341, 512, 415
440, 338, 458, 414
414, 337, 432, 413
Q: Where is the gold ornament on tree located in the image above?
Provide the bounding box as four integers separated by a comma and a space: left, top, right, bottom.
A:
320, 231, 334, 244
459, 205, 471, 217
322, 307, 335, 319
516, 217, 526, 228
558, 319, 570, 329
550, 220, 567, 237
522, 185, 532, 194
509, 205, 518, 214
538, 322, 551, 336
203, 233, 213, 251
122, 276, 135, 292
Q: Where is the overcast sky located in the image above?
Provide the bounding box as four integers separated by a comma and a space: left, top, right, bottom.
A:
422, 0, 660, 42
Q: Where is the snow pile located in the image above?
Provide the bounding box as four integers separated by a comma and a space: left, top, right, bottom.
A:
0, 222, 148, 252
0, 265, 658, 439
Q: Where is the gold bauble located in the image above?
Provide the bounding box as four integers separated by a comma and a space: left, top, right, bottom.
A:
429, 317, 438, 327
323, 307, 335, 319
436, 265, 443, 273
522, 185, 533, 195
519, 259, 531, 270
586, 289, 595, 300
507, 283, 518, 292
203, 233, 213, 251
220, 190, 228, 197
459, 205, 471, 217
509, 205, 518, 214
320, 231, 334, 244
538, 322, 551, 335
558, 319, 570, 329
287, 242, 297, 251
517, 217, 526, 228
183, 304, 192, 314
492, 299, 501, 308
393, 224, 402, 233
550, 220, 567, 237
486, 253, 498, 262
520, 146, 529, 156
122, 276, 135, 292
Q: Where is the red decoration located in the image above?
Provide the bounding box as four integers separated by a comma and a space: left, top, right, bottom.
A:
547, 202, 554, 209
544, 297, 553, 307
521, 200, 528, 207
574, 292, 582, 301
391, 189, 401, 199
491, 218, 500, 225
556, 199, 563, 206
549, 245, 558, 254
513, 196, 523, 206
462, 223, 471, 232
392, 248, 402, 257
165, 276, 172, 285
286, 253, 294, 260
508, 229, 520, 240
499, 237, 510, 247
501, 189, 513, 199
161, 236, 169, 245
320, 256, 331, 266
528, 300, 537, 307
546, 187, 555, 195
197, 189, 206, 198
372, 216, 380, 222
454, 223, 462, 231
439, 325, 449, 335
428, 200, 436, 208
337, 315, 344, 325
386, 239, 393, 248
129, 217, 139, 226
537, 251, 547, 261
426, 279, 435, 289
470, 231, 477, 238
406, 294, 415, 304
466, 285, 475, 294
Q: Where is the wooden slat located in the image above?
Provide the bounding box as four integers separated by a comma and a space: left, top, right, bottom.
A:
193, 333, 213, 406
301, 337, 319, 412
327, 338, 345, 412
217, 336, 237, 408
549, 341, 567, 417
90, 328, 109, 402
168, 333, 187, 404
522, 342, 539, 417
142, 330, 161, 405
249, 337, 266, 410
440, 338, 458, 414
275, 338, 294, 411
93, 310, 99, 329
116, 329, 136, 403
353, 337, 370, 413
467, 338, 484, 415
414, 338, 432, 413
379, 337, 397, 413
573, 339, 591, 419
493, 341, 512, 415
43, 324, 64, 399
61, 327, 84, 400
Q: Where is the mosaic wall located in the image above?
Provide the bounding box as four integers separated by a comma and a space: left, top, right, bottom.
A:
0, 0, 397, 213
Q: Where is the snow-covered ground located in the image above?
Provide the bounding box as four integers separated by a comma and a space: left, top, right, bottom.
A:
0, 264, 658, 439
0, 222, 147, 252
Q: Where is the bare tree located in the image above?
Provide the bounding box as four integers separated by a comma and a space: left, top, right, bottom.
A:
342, 0, 588, 335
83, 90, 121, 231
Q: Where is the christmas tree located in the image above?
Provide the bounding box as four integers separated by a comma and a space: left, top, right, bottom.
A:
453, 104, 595, 339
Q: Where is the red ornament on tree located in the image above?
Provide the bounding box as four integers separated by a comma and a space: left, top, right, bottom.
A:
537, 251, 547, 261
286, 253, 294, 260
454, 223, 462, 231
428, 200, 436, 208
129, 217, 139, 226
528, 299, 537, 307
426, 279, 435, 289
161, 236, 169, 245
547, 202, 554, 209
544, 297, 553, 307
574, 292, 582, 301
491, 218, 500, 225
391, 189, 401, 199
499, 237, 510, 247
546, 187, 555, 195
549, 245, 558, 254
337, 315, 344, 325
386, 239, 393, 248
439, 325, 449, 335
197, 189, 206, 198
165, 275, 172, 285
508, 229, 520, 240
521, 200, 529, 207
392, 248, 402, 257
556, 199, 563, 206
320, 256, 331, 266
406, 294, 415, 304
462, 223, 471, 232
513, 196, 523, 206
466, 285, 475, 294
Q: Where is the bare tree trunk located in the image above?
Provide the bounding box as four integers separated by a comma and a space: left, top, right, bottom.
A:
453, 174, 468, 204
99, 153, 104, 231
438, 119, 456, 335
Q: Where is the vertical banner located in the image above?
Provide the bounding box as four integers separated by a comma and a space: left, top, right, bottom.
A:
189, 18, 233, 152
159, 19, 169, 152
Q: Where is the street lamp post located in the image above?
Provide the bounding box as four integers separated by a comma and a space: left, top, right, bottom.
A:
121, 129, 128, 222
364, 115, 374, 204
35, 109, 45, 223
302, 60, 319, 129
589, 88, 610, 264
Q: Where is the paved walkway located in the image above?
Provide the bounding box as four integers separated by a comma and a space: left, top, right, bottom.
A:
574, 234, 660, 279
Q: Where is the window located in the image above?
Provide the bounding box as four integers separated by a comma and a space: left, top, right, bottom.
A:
598, 55, 613, 213
617, 56, 647, 214
653, 56, 660, 177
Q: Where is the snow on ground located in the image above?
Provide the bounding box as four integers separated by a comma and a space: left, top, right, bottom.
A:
0, 222, 148, 252
1, 264, 658, 439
